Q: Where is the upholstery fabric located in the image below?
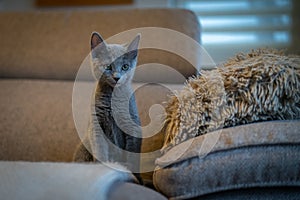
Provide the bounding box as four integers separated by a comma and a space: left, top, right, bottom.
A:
0, 9, 200, 82
0, 161, 136, 200
191, 187, 300, 200
0, 79, 79, 162
156, 120, 300, 166
108, 182, 167, 200
154, 145, 300, 199
153, 120, 300, 199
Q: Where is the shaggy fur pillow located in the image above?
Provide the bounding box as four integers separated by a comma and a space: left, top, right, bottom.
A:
162, 49, 300, 152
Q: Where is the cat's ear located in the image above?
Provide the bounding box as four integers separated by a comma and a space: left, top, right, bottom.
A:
91, 31, 106, 50
127, 34, 141, 58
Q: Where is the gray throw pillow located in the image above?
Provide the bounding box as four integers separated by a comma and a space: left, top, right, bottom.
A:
153, 120, 300, 199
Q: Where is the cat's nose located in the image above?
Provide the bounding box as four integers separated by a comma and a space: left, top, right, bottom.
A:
113, 77, 120, 82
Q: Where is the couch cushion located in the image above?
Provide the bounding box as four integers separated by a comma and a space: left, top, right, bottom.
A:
153, 120, 300, 199
0, 9, 200, 83
0, 79, 79, 162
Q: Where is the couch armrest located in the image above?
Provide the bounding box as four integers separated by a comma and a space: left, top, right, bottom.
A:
0, 161, 136, 200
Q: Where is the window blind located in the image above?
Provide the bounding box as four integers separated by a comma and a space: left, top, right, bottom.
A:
172, 0, 293, 63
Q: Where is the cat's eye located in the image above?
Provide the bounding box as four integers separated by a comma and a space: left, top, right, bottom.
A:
104, 64, 112, 70
122, 64, 129, 71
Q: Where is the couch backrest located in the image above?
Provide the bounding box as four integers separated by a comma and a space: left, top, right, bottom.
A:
0, 8, 201, 83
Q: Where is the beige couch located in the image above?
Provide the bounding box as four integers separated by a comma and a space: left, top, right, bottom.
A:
0, 8, 200, 199
1, 8, 300, 200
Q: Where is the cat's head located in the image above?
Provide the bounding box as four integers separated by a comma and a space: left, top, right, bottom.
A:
90, 32, 140, 87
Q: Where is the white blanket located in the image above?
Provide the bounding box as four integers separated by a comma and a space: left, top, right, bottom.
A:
0, 161, 136, 200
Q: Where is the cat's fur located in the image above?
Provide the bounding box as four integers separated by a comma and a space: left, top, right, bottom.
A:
73, 32, 142, 181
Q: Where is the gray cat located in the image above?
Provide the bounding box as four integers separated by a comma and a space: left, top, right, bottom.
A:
73, 32, 142, 182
